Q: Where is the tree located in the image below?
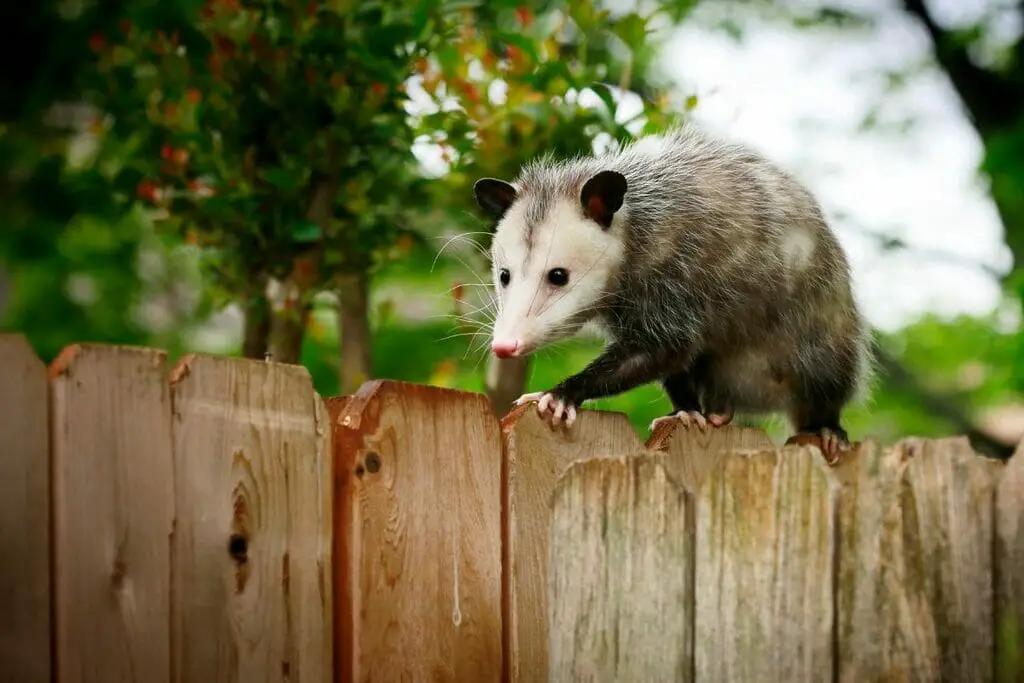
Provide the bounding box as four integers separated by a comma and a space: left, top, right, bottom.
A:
82, 0, 464, 396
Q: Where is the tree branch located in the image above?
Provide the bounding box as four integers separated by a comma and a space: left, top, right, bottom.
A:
872, 340, 1015, 459
902, 0, 1023, 135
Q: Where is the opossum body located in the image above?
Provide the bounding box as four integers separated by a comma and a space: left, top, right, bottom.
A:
473, 124, 873, 462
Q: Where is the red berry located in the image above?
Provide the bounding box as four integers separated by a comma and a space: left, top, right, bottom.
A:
89, 33, 106, 53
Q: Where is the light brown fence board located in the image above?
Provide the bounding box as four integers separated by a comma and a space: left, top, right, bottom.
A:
836, 437, 1001, 683
646, 421, 775, 492
548, 455, 691, 682
996, 439, 1023, 683
169, 355, 332, 683
331, 380, 502, 682
49, 344, 175, 683
693, 444, 837, 683
500, 405, 645, 682
0, 334, 51, 683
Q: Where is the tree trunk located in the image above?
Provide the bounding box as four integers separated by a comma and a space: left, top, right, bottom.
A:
268, 290, 309, 365
337, 270, 373, 395
241, 276, 271, 359
485, 354, 530, 418
0, 265, 11, 323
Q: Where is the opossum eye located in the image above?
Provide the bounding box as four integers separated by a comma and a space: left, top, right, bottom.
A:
499, 268, 511, 287
547, 268, 569, 287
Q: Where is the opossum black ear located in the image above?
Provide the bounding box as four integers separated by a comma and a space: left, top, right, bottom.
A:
474, 178, 517, 221
580, 170, 627, 229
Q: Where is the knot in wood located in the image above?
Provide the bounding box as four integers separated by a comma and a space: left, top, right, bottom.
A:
365, 451, 381, 474
228, 533, 249, 563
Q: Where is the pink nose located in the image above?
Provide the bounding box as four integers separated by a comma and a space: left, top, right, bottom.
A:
491, 339, 521, 359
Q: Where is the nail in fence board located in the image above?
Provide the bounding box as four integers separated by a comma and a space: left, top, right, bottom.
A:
996, 440, 1024, 683
836, 438, 1002, 683
694, 445, 837, 683
49, 345, 175, 683
548, 455, 691, 682
501, 406, 645, 682
170, 355, 333, 683
0, 335, 51, 683
331, 381, 502, 682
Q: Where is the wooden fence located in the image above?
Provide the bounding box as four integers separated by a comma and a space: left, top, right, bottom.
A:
1, 334, 1021, 683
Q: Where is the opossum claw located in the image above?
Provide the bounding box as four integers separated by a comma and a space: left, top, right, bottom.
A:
514, 390, 578, 429
513, 391, 548, 407
785, 427, 850, 466
649, 408, 733, 433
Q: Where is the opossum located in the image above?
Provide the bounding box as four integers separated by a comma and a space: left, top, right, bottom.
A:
472, 124, 873, 463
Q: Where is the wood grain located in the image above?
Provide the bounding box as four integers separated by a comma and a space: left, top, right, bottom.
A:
500, 405, 645, 682
836, 437, 1001, 683
548, 455, 691, 682
646, 422, 775, 492
49, 344, 175, 683
170, 354, 332, 683
995, 439, 1023, 683
0, 334, 51, 683
332, 380, 502, 682
694, 444, 837, 683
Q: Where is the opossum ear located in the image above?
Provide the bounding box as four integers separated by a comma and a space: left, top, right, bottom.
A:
580, 170, 627, 229
474, 178, 517, 220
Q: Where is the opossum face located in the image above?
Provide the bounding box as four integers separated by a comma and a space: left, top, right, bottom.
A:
473, 171, 627, 358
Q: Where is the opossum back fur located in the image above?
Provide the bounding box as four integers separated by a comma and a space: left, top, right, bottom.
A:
510, 124, 875, 413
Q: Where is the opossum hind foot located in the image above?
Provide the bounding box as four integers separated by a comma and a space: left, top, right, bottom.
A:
785, 426, 850, 465
649, 407, 734, 433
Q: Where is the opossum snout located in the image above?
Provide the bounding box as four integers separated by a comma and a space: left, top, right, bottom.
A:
491, 339, 521, 359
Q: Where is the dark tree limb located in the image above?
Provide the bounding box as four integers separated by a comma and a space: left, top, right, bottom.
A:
901, 0, 1023, 136
872, 340, 1016, 459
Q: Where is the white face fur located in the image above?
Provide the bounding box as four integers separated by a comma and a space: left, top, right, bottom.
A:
488, 195, 625, 357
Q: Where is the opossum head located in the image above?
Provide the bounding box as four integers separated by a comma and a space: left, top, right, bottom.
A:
473, 170, 628, 359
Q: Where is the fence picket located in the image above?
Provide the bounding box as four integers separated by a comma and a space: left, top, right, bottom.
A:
996, 440, 1024, 683
331, 380, 503, 682
169, 354, 332, 683
548, 455, 692, 682
693, 444, 838, 683
49, 344, 175, 683
0, 334, 51, 683
501, 405, 645, 682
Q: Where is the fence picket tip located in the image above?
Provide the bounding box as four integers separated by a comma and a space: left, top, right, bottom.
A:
644, 420, 773, 452
0, 332, 40, 359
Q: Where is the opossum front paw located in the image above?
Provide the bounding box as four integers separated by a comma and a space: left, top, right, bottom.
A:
649, 408, 734, 433
785, 427, 850, 466
514, 391, 579, 429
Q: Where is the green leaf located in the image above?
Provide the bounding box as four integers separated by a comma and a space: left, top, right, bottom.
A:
292, 219, 323, 243
613, 14, 647, 48
262, 167, 303, 191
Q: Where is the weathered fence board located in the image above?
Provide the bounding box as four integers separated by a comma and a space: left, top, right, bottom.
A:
835, 438, 1002, 683
996, 441, 1023, 683
548, 455, 691, 683
170, 355, 333, 683
501, 405, 645, 682
331, 381, 502, 682
694, 445, 837, 683
49, 344, 175, 683
0, 334, 51, 683
646, 420, 774, 491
